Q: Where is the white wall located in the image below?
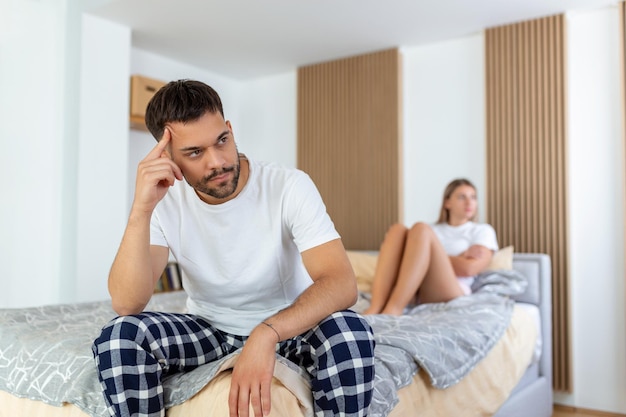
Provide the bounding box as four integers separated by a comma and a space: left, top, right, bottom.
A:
0, 0, 68, 307
555, 7, 626, 413
401, 36, 487, 225
237, 72, 298, 168
74, 15, 132, 303
0, 3, 135, 307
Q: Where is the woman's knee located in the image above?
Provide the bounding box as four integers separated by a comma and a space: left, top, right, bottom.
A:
381, 223, 409, 249
407, 222, 434, 239
386, 223, 408, 238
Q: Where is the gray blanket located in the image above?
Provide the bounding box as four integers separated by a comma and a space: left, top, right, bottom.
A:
0, 269, 526, 417
358, 269, 527, 416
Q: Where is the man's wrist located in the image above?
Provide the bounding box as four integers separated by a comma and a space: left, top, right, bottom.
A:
261, 321, 281, 343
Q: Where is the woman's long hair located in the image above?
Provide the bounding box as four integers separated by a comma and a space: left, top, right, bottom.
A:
436, 178, 478, 224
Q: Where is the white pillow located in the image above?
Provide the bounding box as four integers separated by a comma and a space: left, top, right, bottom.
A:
346, 251, 378, 293
486, 245, 514, 270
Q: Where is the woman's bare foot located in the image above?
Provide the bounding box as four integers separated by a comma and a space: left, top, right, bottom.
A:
380, 305, 404, 316
363, 304, 404, 316
362, 306, 379, 315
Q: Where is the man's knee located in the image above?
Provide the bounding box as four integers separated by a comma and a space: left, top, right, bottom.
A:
317, 310, 375, 359
311, 311, 375, 415
93, 315, 150, 357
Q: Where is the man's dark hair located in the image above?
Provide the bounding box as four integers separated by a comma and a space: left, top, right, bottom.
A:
145, 79, 224, 141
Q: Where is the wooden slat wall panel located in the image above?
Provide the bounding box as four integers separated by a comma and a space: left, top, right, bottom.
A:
297, 49, 401, 250
485, 15, 571, 392
621, 3, 626, 301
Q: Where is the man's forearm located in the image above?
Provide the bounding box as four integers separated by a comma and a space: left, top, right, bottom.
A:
261, 270, 357, 342
108, 210, 158, 315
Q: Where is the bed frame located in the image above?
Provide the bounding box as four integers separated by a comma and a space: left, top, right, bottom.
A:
494, 253, 553, 417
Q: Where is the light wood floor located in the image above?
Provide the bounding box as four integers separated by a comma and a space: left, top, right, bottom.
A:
553, 410, 602, 417
553, 405, 626, 417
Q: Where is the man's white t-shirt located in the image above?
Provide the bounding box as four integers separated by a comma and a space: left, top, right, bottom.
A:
150, 158, 340, 335
431, 221, 499, 293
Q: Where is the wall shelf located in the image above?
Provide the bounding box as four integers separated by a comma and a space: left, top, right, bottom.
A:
129, 75, 166, 131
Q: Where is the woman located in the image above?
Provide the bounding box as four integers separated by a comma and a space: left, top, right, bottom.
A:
363, 178, 498, 315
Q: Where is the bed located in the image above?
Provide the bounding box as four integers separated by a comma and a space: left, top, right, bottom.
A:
0, 250, 552, 417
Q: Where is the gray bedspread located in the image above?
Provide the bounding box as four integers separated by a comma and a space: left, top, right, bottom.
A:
0, 269, 526, 417
359, 269, 528, 416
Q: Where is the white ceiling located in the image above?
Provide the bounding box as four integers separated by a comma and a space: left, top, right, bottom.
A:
87, 0, 617, 80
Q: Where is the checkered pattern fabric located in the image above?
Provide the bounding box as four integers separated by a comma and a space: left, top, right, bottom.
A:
278, 311, 376, 416
92, 310, 375, 417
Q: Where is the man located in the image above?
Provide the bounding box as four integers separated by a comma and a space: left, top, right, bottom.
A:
92, 79, 375, 417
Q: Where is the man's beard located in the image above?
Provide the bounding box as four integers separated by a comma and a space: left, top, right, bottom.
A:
191, 159, 241, 200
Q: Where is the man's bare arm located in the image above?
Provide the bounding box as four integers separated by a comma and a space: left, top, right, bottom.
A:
267, 238, 357, 337
109, 129, 182, 315
109, 236, 169, 315
228, 238, 357, 417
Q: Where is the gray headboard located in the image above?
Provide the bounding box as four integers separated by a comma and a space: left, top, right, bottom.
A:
512, 253, 552, 385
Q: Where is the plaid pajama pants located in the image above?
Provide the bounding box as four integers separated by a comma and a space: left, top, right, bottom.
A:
92, 310, 375, 417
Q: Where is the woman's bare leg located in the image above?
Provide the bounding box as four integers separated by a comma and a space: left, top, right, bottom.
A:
363, 223, 408, 315
380, 222, 464, 315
